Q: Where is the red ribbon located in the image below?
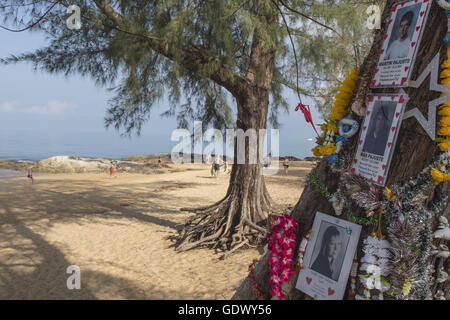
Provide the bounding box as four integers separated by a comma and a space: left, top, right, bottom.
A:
295, 103, 320, 137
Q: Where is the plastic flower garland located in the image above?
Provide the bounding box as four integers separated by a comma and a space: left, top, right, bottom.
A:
312, 69, 359, 158
267, 213, 298, 300
432, 45, 450, 183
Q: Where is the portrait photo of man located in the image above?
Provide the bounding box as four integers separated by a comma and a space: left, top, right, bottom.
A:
310, 222, 349, 281
362, 102, 395, 157
384, 3, 421, 61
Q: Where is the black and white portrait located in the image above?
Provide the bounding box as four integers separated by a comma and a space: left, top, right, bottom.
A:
371, 0, 431, 88
295, 212, 362, 300
352, 94, 407, 187
362, 101, 396, 157
384, 4, 421, 61
309, 222, 350, 281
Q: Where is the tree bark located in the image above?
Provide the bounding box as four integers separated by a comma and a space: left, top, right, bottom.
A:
234, 0, 449, 300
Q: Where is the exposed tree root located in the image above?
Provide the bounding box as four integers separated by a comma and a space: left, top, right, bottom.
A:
174, 167, 281, 253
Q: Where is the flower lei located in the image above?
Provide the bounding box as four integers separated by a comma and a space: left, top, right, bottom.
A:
296, 230, 311, 270
432, 38, 450, 183
348, 253, 358, 297
312, 69, 359, 158
267, 213, 298, 300
356, 235, 391, 300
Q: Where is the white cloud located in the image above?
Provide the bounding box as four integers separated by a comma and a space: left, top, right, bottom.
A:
24, 101, 76, 115
0, 101, 18, 112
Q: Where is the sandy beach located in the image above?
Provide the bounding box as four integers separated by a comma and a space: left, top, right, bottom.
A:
0, 161, 315, 299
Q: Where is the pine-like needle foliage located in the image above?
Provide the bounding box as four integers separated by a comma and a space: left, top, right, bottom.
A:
0, 0, 380, 133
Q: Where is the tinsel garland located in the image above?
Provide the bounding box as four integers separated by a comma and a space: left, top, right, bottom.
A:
308, 167, 380, 226
381, 156, 450, 300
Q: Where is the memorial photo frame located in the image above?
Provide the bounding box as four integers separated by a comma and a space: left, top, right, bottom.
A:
295, 212, 362, 300
371, 0, 431, 88
351, 93, 408, 186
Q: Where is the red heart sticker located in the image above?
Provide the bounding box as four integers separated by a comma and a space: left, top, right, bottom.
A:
391, 95, 395, 101
378, 95, 382, 100
382, 164, 386, 170
359, 140, 363, 145
391, 126, 396, 132
401, 2, 405, 6
381, 49, 385, 54
377, 176, 383, 184
328, 288, 335, 296
306, 277, 312, 285
351, 168, 356, 174
369, 95, 374, 102
375, 68, 379, 73
366, 111, 371, 116
396, 112, 400, 118
411, 42, 416, 47
363, 126, 367, 131
399, 95, 405, 103
392, 81, 396, 86
420, 11, 424, 17
404, 66, 409, 72
388, 142, 392, 148
401, 77, 407, 85
384, 35, 388, 39
391, 5, 397, 13
416, 26, 420, 32
354, 159, 358, 164
370, 178, 374, 183
371, 80, 376, 87
377, 82, 381, 87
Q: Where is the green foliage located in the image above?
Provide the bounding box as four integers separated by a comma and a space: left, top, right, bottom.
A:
0, 0, 380, 133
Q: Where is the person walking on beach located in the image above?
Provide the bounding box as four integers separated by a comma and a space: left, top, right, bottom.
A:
283, 158, 290, 176
158, 156, 163, 169
213, 156, 221, 178
264, 152, 272, 168
206, 153, 211, 165
27, 166, 34, 184
109, 162, 114, 177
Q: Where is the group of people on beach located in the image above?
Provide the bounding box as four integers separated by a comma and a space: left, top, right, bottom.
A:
206, 152, 290, 176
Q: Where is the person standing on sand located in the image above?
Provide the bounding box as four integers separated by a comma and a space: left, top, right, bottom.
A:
283, 158, 290, 176
109, 162, 114, 177
27, 166, 34, 184
206, 153, 211, 165
158, 157, 163, 169
213, 156, 221, 178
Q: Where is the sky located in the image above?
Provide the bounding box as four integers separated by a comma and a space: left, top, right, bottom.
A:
0, 26, 323, 161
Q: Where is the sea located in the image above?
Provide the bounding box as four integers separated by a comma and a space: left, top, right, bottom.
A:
0, 129, 316, 177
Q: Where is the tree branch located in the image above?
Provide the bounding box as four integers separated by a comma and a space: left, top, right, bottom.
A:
91, 0, 245, 94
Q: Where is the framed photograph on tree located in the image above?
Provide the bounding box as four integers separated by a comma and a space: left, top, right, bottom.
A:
371, 0, 431, 88
295, 212, 362, 300
351, 93, 408, 186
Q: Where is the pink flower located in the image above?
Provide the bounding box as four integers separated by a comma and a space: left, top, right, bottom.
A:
280, 267, 294, 282
269, 253, 280, 266
283, 248, 294, 259
269, 274, 280, 285
281, 236, 296, 249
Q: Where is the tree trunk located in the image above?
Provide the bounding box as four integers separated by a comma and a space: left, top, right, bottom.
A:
234, 0, 449, 300
175, 87, 278, 253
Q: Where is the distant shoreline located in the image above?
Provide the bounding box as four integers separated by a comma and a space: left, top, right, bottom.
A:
0, 153, 320, 174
